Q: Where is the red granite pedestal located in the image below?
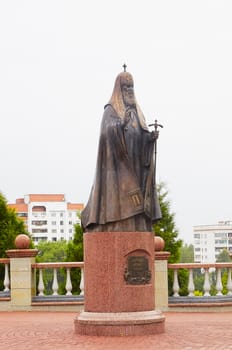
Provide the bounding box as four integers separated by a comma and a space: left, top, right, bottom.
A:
74, 231, 165, 336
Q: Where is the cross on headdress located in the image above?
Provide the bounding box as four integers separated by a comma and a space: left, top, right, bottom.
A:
123, 63, 127, 72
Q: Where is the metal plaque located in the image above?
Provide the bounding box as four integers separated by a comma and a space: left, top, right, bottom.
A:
124, 256, 151, 285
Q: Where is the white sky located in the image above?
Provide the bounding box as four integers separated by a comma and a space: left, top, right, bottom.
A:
1, 0, 232, 244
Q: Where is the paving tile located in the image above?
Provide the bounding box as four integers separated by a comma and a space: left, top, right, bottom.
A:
0, 311, 232, 350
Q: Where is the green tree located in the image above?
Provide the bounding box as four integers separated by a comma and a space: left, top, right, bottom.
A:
153, 183, 182, 295
177, 244, 194, 295
34, 224, 84, 295
0, 192, 29, 257
66, 223, 84, 294
215, 249, 231, 295
193, 269, 204, 295
179, 244, 194, 263
0, 192, 29, 290
66, 223, 83, 262
36, 240, 68, 294
153, 183, 182, 263
216, 249, 231, 262
36, 240, 67, 262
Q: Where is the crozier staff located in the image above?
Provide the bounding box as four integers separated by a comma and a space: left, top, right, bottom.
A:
81, 66, 162, 232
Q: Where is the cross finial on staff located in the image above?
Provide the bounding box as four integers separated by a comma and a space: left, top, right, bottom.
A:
148, 119, 163, 131
123, 63, 127, 72
148, 118, 163, 184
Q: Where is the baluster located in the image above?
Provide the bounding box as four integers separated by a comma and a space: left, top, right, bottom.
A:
80, 267, 84, 296
188, 268, 195, 296
65, 268, 72, 295
216, 267, 223, 296
173, 269, 180, 297
52, 268, 59, 295
203, 268, 211, 296
227, 268, 232, 296
38, 269, 45, 296
3, 263, 10, 292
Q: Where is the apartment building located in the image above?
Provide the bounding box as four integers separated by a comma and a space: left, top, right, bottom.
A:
193, 221, 232, 263
8, 194, 84, 244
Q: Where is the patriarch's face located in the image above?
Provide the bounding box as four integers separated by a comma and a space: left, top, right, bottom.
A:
121, 81, 136, 107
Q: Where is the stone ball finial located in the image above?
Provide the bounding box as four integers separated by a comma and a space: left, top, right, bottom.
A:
154, 236, 165, 251
15, 234, 31, 249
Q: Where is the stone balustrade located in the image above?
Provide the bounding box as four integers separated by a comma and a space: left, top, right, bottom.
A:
168, 262, 232, 309
0, 253, 85, 311
2, 249, 232, 311
32, 262, 84, 300
0, 258, 10, 297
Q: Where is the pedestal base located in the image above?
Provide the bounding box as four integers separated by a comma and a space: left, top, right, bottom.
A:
83, 231, 156, 312
75, 231, 166, 336
75, 310, 165, 336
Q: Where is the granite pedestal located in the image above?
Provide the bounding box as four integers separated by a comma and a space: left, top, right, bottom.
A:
74, 231, 165, 336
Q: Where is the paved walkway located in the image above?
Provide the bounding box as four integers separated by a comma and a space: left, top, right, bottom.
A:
1, 311, 232, 350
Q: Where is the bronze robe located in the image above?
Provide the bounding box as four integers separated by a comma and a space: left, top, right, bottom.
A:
81, 104, 161, 232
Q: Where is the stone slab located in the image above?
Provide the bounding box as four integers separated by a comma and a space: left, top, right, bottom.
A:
74, 310, 165, 336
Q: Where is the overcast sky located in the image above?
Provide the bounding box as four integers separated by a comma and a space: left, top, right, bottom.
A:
1, 0, 232, 244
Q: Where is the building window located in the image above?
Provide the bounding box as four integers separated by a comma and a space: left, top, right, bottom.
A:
215, 232, 227, 238
69, 229, 72, 233
60, 213, 64, 217
31, 220, 47, 226
215, 239, 227, 245
18, 213, 28, 217
60, 229, 64, 233
69, 221, 72, 225
52, 221, 56, 225
215, 247, 222, 252
52, 229, 57, 233
52, 237, 57, 242
33, 237, 47, 243
60, 221, 64, 225
51, 212, 56, 217
32, 206, 46, 212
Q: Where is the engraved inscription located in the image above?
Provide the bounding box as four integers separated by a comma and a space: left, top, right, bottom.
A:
124, 256, 151, 285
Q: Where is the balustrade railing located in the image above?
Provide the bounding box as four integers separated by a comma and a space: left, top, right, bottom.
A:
2, 254, 232, 309
32, 262, 84, 300
0, 259, 10, 296
168, 263, 232, 303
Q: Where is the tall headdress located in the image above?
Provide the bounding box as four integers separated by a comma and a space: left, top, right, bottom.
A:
107, 69, 148, 131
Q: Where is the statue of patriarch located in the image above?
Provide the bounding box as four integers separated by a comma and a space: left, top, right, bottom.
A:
81, 69, 161, 232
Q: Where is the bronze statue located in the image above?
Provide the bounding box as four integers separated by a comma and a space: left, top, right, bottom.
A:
81, 67, 162, 232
